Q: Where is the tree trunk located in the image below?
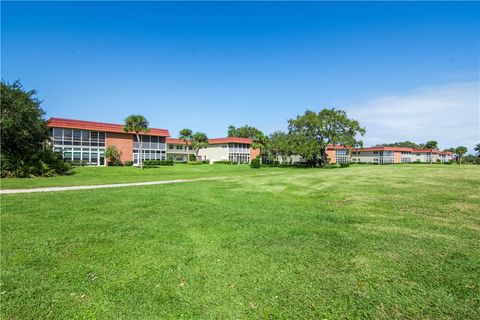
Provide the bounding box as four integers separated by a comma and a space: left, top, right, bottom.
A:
137, 133, 143, 170
185, 142, 189, 163
319, 148, 328, 168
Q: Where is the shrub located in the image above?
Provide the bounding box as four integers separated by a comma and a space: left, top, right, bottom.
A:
124, 160, 133, 166
143, 160, 174, 167
340, 163, 350, 168
1, 150, 70, 178
250, 157, 261, 169
66, 160, 88, 167
187, 161, 204, 165
109, 159, 124, 166
213, 160, 233, 165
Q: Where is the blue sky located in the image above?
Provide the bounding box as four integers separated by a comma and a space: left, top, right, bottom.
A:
2, 1, 479, 150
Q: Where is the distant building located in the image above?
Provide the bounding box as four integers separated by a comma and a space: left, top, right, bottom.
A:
351, 147, 453, 164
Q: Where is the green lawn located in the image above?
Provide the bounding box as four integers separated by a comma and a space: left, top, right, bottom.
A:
0, 164, 284, 190
1, 165, 479, 319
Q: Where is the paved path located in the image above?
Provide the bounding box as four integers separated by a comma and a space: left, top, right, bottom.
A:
0, 177, 221, 195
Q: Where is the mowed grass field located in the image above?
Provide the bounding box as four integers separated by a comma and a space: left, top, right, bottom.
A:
1, 165, 479, 319
0, 164, 274, 190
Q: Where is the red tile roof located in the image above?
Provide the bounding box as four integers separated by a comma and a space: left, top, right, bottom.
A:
47, 118, 170, 137
327, 145, 350, 150
352, 146, 413, 152
167, 138, 191, 145
208, 137, 252, 144
167, 137, 252, 145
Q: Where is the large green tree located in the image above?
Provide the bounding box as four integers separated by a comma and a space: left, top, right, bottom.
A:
123, 115, 149, 169
0, 80, 69, 177
191, 132, 209, 161
288, 109, 365, 167
424, 140, 438, 150
475, 143, 480, 157
179, 128, 193, 162
455, 146, 468, 164
266, 131, 292, 163
380, 141, 421, 149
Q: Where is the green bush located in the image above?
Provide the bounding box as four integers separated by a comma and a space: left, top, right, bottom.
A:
187, 161, 204, 165
1, 150, 70, 178
143, 160, 174, 167
250, 157, 261, 169
124, 160, 133, 166
67, 160, 88, 167
109, 159, 124, 166
213, 160, 233, 165
340, 163, 350, 168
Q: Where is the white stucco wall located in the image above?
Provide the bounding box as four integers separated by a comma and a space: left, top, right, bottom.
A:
197, 144, 229, 163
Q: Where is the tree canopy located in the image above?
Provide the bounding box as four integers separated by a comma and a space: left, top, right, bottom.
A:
287, 109, 365, 167
475, 143, 480, 157
379, 141, 421, 149
0, 80, 69, 177
191, 132, 209, 160
424, 140, 439, 149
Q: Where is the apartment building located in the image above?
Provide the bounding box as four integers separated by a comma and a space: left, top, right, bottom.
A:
197, 137, 259, 163
166, 138, 193, 162
48, 117, 454, 166
351, 147, 453, 164
48, 118, 259, 165
48, 118, 170, 165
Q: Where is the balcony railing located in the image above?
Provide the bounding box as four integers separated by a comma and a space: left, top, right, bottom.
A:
134, 142, 166, 150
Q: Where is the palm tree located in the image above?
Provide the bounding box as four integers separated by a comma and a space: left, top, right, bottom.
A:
475, 143, 480, 157
179, 128, 193, 163
123, 115, 149, 169
191, 132, 209, 161
251, 133, 267, 163
455, 146, 468, 164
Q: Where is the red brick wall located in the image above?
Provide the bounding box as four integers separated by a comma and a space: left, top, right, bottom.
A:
326, 149, 336, 163
250, 148, 261, 160
106, 132, 133, 163
394, 151, 401, 163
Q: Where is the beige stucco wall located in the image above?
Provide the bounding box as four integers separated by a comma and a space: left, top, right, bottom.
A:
351, 151, 379, 163
197, 144, 229, 162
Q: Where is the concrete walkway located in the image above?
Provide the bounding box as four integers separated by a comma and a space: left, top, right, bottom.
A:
0, 178, 219, 195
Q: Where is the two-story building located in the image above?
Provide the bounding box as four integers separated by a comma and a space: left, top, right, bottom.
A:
351, 147, 453, 164
48, 118, 261, 165
48, 118, 169, 165
167, 137, 260, 164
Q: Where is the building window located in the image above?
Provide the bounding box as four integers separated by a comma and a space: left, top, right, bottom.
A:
335, 149, 349, 164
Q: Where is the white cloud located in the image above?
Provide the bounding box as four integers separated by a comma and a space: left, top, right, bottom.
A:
347, 81, 480, 151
